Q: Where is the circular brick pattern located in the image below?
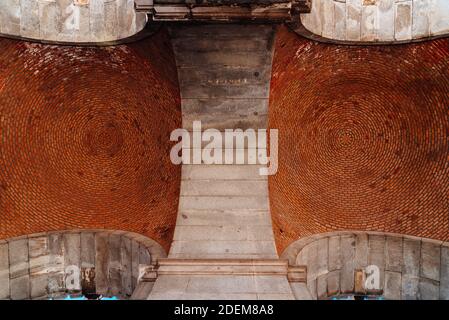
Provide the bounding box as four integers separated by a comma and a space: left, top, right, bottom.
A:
0, 30, 181, 251
270, 26, 449, 253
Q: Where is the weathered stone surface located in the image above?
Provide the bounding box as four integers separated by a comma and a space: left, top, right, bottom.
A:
395, 1, 412, 40
384, 271, 401, 300
131, 240, 140, 289
377, 0, 395, 40
328, 236, 342, 271
0, 0, 21, 35
403, 239, 420, 276
38, 0, 60, 41
385, 236, 402, 272
334, 1, 346, 40
121, 237, 133, 296
9, 238, 29, 279
430, 0, 449, 36
109, 234, 121, 296
402, 274, 419, 300
0, 243, 10, 299
10, 275, 30, 300
361, 3, 377, 41
30, 274, 48, 299
80, 232, 95, 268
355, 233, 368, 269
440, 246, 449, 299
368, 235, 385, 291
346, 0, 362, 40
321, 0, 335, 38
420, 241, 440, 282
47, 233, 64, 295
290, 282, 314, 300
95, 233, 109, 295
327, 270, 340, 296
418, 278, 439, 300
301, 0, 322, 36
20, 0, 40, 39
412, 0, 430, 38
340, 235, 355, 292
316, 274, 327, 299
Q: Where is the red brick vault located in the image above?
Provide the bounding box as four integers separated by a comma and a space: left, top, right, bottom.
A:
0, 28, 181, 251
269, 26, 449, 253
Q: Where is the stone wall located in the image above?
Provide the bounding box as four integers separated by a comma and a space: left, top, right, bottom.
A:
0, 230, 166, 300
300, 0, 449, 42
282, 231, 449, 300
0, 0, 147, 43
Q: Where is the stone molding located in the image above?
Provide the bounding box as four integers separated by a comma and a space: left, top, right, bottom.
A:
141, 258, 306, 280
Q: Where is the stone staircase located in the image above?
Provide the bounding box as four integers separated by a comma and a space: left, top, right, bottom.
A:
146, 24, 295, 299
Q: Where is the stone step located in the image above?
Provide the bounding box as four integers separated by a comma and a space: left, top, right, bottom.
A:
177, 209, 271, 226
169, 240, 277, 258
180, 180, 268, 196
182, 165, 268, 180
179, 196, 269, 211
173, 225, 275, 241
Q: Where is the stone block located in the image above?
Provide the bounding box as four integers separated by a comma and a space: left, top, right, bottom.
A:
0, 243, 10, 299
328, 236, 342, 271
9, 238, 29, 279
346, 0, 362, 40
438, 246, 449, 299
321, 0, 335, 39
327, 270, 340, 296
90, 0, 106, 41
10, 275, 30, 300
80, 232, 95, 268
74, 1, 91, 42
0, 0, 21, 35
301, 0, 322, 36
131, 240, 140, 289
418, 278, 439, 300
420, 241, 440, 282
20, 0, 40, 39
120, 236, 133, 296
402, 274, 419, 300
104, 0, 118, 41
385, 236, 402, 272
377, 0, 395, 41
30, 274, 48, 299
340, 235, 355, 293
395, 1, 412, 41
384, 271, 401, 300
254, 276, 292, 294
355, 233, 368, 269
334, 1, 346, 40
430, 0, 449, 36
95, 232, 110, 295
412, 0, 430, 38
47, 233, 64, 295
290, 282, 314, 300
109, 234, 121, 296
39, 0, 60, 41
403, 238, 420, 276
361, 3, 377, 41
316, 274, 328, 299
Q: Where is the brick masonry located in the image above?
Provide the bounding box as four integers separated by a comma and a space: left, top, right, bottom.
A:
0, 27, 182, 252
269, 25, 449, 254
